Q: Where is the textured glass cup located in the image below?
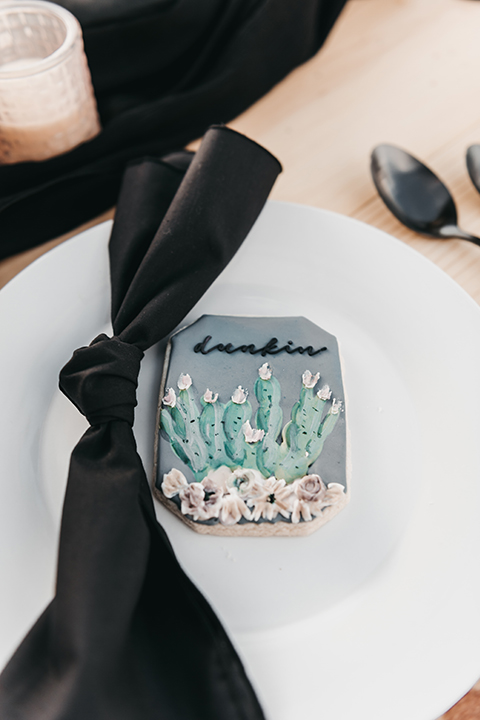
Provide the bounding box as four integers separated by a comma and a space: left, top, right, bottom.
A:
0, 1, 100, 164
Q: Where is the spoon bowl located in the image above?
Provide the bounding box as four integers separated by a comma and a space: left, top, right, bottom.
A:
371, 144, 480, 246
466, 144, 480, 195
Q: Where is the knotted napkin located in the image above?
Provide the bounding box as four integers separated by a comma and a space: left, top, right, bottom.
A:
0, 126, 281, 720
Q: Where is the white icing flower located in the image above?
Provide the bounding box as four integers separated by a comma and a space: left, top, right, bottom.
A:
294, 474, 326, 503
302, 370, 320, 389
291, 478, 346, 523
219, 493, 252, 525
162, 387, 176, 407
242, 420, 265, 444
248, 477, 294, 522
203, 388, 218, 403
162, 468, 187, 498
331, 399, 343, 415
231, 386, 248, 404
179, 483, 206, 520
291, 473, 326, 524
324, 483, 346, 504
177, 373, 192, 390
226, 468, 264, 499
258, 362, 272, 380
317, 384, 332, 401
199, 476, 223, 519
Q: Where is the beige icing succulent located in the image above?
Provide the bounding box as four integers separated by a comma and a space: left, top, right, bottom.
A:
219, 493, 252, 525
179, 483, 206, 520
162, 468, 187, 498
248, 477, 294, 522
291, 474, 346, 524
226, 467, 264, 499
199, 476, 224, 519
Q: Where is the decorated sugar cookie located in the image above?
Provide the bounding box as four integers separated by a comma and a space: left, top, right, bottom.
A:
153, 315, 349, 536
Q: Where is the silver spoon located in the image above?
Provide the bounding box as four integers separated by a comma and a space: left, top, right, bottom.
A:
371, 144, 480, 246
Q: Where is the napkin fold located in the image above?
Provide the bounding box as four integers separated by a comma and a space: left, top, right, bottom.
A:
0, 126, 281, 720
0, 0, 348, 259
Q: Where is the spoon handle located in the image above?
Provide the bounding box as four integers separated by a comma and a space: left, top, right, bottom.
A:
438, 225, 480, 246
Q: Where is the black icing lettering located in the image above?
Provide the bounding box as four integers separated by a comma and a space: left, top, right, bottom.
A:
307, 345, 327, 356
194, 335, 213, 354
193, 335, 327, 357
258, 338, 279, 356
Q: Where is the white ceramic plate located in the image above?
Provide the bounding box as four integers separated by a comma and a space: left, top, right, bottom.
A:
1, 201, 480, 720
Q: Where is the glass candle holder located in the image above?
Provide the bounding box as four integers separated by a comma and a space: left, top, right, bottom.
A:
0, 0, 100, 164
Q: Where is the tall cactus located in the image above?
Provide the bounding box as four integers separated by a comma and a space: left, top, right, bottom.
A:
254, 363, 283, 476
199, 389, 231, 469
223, 386, 252, 465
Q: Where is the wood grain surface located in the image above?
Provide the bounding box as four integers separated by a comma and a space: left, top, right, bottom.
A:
1, 0, 479, 716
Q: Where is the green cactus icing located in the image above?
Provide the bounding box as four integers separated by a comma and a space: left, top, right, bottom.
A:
199, 391, 231, 469
160, 376, 208, 480
160, 368, 342, 484
223, 387, 252, 465
254, 363, 283, 476
276, 379, 339, 482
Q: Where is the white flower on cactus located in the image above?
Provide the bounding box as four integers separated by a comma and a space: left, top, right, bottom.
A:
317, 384, 332, 401
219, 492, 252, 525
258, 362, 272, 380
177, 373, 192, 390
162, 468, 187, 498
248, 477, 294, 522
203, 388, 218, 403
162, 387, 176, 407
291, 474, 327, 523
226, 468, 264, 499
179, 482, 207, 521
302, 370, 320, 389
331, 399, 343, 415
231, 385, 248, 404
242, 420, 265, 444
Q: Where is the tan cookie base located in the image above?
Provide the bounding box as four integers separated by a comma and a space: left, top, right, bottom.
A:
153, 486, 350, 536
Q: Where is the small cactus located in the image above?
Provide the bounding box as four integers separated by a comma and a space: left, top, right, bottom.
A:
199, 389, 231, 469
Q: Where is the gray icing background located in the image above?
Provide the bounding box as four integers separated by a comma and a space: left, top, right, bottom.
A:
156, 315, 346, 490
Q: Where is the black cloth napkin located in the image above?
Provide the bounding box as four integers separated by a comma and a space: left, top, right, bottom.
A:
0, 126, 281, 720
0, 0, 347, 260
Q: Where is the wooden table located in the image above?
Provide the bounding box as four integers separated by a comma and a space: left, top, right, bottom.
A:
1, 0, 479, 716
